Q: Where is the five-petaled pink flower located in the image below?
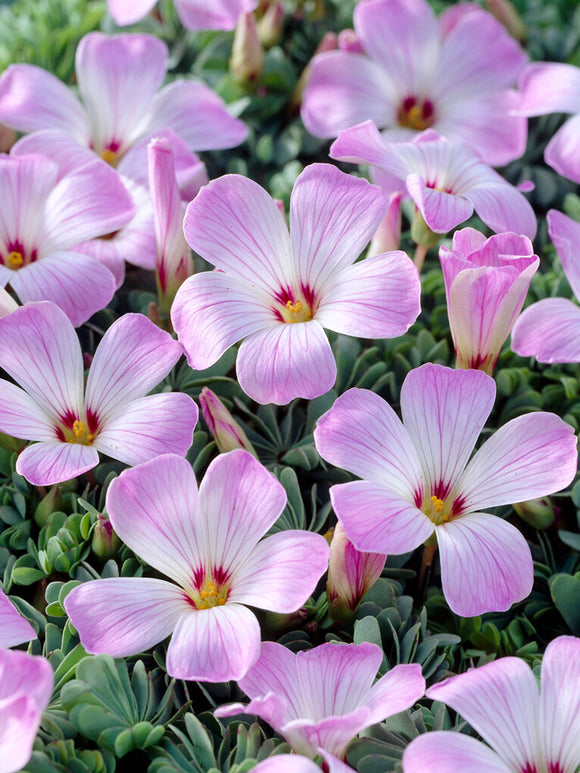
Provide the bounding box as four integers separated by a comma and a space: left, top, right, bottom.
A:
171, 163, 421, 405
0, 302, 198, 486
301, 0, 527, 166
403, 635, 580, 773
65, 451, 330, 683
314, 364, 577, 617
106, 0, 258, 30
217, 641, 425, 758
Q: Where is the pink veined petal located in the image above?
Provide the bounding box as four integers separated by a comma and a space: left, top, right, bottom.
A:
0, 694, 46, 773
457, 412, 578, 512
365, 663, 425, 726
236, 640, 299, 717
107, 0, 157, 25
171, 271, 276, 370
354, 0, 439, 95
331, 481, 434, 555
0, 380, 59, 442
436, 513, 533, 616
547, 209, 580, 299
64, 577, 190, 657
0, 588, 36, 648
166, 602, 261, 682
0, 302, 84, 420
105, 454, 204, 586
236, 321, 337, 405
464, 182, 537, 239
150, 81, 248, 151
0, 649, 53, 710
400, 364, 495, 497
174, 0, 258, 31
8, 252, 116, 327
11, 129, 99, 179
183, 174, 292, 296
75, 33, 167, 156
197, 450, 287, 571
316, 251, 420, 338
16, 441, 100, 486
41, 161, 135, 254
426, 656, 540, 772
289, 164, 389, 288
230, 530, 330, 612
406, 174, 474, 233
517, 62, 580, 116
85, 313, 183, 423
545, 114, 580, 184
301, 51, 394, 139
511, 298, 580, 363
330, 120, 408, 179
539, 636, 580, 773
252, 755, 346, 773
447, 226, 487, 255
289, 707, 375, 758
93, 393, 197, 465
314, 388, 424, 497
402, 731, 513, 773
0, 64, 89, 141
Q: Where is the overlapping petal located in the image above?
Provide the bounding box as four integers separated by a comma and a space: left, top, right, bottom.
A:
518, 62, 580, 116
174, 0, 258, 31
0, 589, 36, 648
511, 297, 580, 363
107, 0, 157, 25
545, 113, 580, 183
403, 731, 512, 773
0, 381, 58, 442
16, 441, 99, 487
547, 209, 580, 298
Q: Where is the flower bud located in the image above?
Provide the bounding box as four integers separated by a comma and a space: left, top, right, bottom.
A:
34, 486, 64, 528
257, 1, 284, 48
92, 513, 121, 560
485, 0, 527, 42
368, 192, 403, 256
338, 29, 363, 53
327, 522, 386, 623
230, 13, 265, 86
290, 31, 338, 111
200, 388, 257, 457
513, 497, 556, 530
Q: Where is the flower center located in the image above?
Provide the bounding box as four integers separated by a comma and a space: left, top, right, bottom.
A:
280, 298, 312, 323
6, 251, 24, 270
423, 494, 451, 525
397, 96, 435, 131
68, 419, 94, 446
197, 579, 228, 609
100, 148, 118, 166
188, 569, 230, 610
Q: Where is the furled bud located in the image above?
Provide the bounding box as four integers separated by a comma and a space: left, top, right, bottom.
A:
200, 388, 257, 457
92, 513, 121, 559
513, 497, 556, 530
485, 0, 527, 42
368, 192, 403, 256
327, 522, 386, 623
257, 1, 284, 48
230, 13, 265, 85
34, 485, 64, 528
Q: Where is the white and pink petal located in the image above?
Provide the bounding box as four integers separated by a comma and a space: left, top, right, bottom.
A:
403, 731, 513, 773
511, 297, 580, 363
16, 441, 99, 486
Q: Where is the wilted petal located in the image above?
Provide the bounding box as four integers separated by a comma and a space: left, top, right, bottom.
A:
236, 321, 336, 405
166, 602, 261, 682
16, 441, 99, 486
65, 577, 190, 656
511, 297, 580, 363
403, 731, 512, 773
436, 513, 533, 616
0, 588, 36, 648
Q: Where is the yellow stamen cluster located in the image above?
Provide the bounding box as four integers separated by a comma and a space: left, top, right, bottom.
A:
196, 579, 228, 609
6, 251, 24, 269
69, 420, 94, 446
423, 494, 450, 525
400, 104, 427, 130
282, 298, 312, 324
430, 495, 444, 513
100, 148, 118, 166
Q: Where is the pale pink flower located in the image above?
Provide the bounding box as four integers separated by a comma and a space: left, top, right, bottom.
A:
301, 0, 527, 166
65, 451, 330, 682
0, 302, 197, 486
511, 210, 580, 362
314, 364, 577, 617
0, 153, 134, 325
0, 588, 35, 648
0, 649, 54, 773
217, 641, 425, 758
517, 62, 580, 183
440, 228, 539, 373
171, 163, 421, 405
106, 0, 258, 30
403, 635, 580, 773
330, 124, 537, 239
252, 754, 355, 773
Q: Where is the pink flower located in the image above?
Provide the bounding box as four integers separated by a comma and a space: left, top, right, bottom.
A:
440, 228, 539, 373
0, 648, 54, 773
314, 364, 577, 617
65, 451, 330, 682
330, 123, 537, 239
106, 0, 258, 30
171, 163, 421, 405
216, 641, 425, 758
0, 588, 35, 648
0, 32, 247, 180
0, 302, 197, 486
517, 62, 580, 183
0, 153, 134, 325
511, 210, 580, 362
301, 0, 527, 166
252, 754, 355, 773
403, 635, 580, 773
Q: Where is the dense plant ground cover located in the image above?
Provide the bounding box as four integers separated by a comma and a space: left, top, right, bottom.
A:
1, 0, 580, 771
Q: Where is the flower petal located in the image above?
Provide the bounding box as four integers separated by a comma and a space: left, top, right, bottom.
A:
518, 62, 580, 116
65, 577, 190, 656
403, 731, 513, 773
436, 513, 533, 616
173, 0, 258, 31
107, 0, 157, 25
85, 313, 184, 424
511, 297, 580, 363
0, 380, 58, 442
231, 530, 330, 612
400, 364, 495, 496
166, 602, 261, 682
544, 113, 580, 184
236, 321, 336, 405
0, 694, 46, 773
365, 663, 425, 726
464, 182, 536, 240
16, 441, 99, 486
407, 173, 474, 233
457, 412, 577, 511
316, 251, 420, 338
331, 481, 434, 554
547, 209, 580, 299
330, 120, 408, 179
11, 129, 99, 178
426, 655, 539, 772
289, 164, 388, 287
105, 454, 203, 586
0, 589, 36, 648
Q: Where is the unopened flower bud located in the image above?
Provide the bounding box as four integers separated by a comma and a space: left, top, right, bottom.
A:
92, 513, 121, 559
485, 0, 527, 42
34, 485, 64, 528
230, 13, 265, 86
327, 522, 386, 623
368, 192, 403, 256
200, 388, 257, 457
257, 1, 284, 48
513, 497, 556, 530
